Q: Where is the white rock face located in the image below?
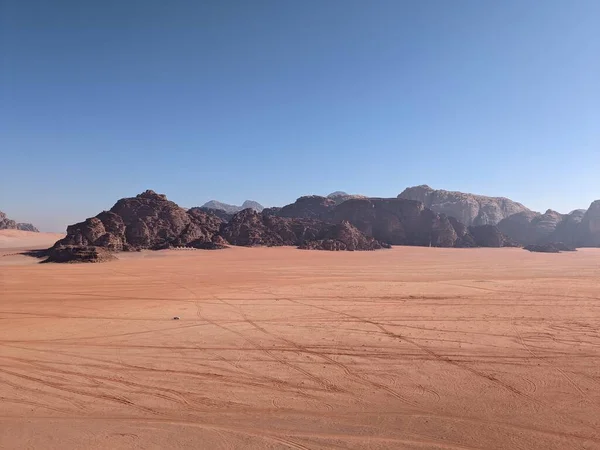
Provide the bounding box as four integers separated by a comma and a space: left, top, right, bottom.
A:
398, 185, 531, 226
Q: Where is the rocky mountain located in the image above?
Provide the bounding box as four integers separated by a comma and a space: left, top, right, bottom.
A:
271, 195, 515, 248
220, 209, 385, 250
52, 190, 225, 256
200, 200, 264, 214
0, 211, 39, 232
497, 205, 598, 247
263, 195, 336, 220
47, 191, 388, 261
398, 185, 530, 226
188, 207, 233, 222
579, 201, 600, 247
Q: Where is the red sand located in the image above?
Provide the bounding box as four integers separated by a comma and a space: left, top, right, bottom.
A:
1, 243, 599, 449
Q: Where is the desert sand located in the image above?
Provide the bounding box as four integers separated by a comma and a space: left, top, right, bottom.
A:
0, 230, 65, 250
1, 241, 599, 449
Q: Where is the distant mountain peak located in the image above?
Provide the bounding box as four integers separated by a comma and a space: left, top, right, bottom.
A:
327, 191, 349, 198
200, 200, 264, 214
0, 210, 39, 232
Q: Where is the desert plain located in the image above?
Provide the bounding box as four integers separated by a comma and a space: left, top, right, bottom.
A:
1, 230, 599, 449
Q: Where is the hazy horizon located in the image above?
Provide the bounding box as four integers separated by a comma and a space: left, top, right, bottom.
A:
2, 1, 599, 231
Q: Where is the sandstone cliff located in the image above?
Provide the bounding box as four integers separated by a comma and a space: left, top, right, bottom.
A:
398, 185, 530, 226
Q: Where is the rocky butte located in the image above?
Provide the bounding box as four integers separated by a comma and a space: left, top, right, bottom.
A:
45, 190, 389, 262
37, 187, 599, 263
0, 210, 39, 232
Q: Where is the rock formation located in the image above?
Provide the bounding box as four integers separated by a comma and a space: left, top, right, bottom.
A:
299, 221, 388, 251
200, 200, 264, 214
52, 190, 224, 253
466, 225, 519, 248
579, 201, 600, 247
332, 198, 459, 247
220, 209, 385, 250
398, 185, 530, 226
188, 207, 233, 222
0, 211, 39, 232
497, 205, 597, 247
270, 196, 515, 248
326, 191, 367, 205
265, 196, 337, 220
524, 243, 577, 253
44, 245, 117, 263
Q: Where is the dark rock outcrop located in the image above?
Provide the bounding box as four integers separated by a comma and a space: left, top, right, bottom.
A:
270, 196, 337, 220
269, 196, 515, 248
299, 221, 388, 251
550, 210, 586, 245
332, 198, 459, 247
220, 209, 385, 250
398, 185, 530, 226
53, 190, 224, 253
0, 211, 39, 232
579, 201, 600, 247
466, 225, 519, 248
497, 209, 564, 245
524, 243, 577, 253
44, 245, 117, 263
189, 207, 233, 222
498, 206, 595, 247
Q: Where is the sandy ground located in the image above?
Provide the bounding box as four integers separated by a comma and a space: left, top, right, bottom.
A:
1, 243, 599, 449
0, 229, 64, 250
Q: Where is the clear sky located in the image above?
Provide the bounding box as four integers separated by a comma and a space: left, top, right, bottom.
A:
1, 0, 599, 231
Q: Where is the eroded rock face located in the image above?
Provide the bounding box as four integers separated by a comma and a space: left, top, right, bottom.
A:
268, 196, 515, 248
580, 201, 600, 247
467, 225, 518, 248
332, 198, 459, 247
220, 209, 385, 250
498, 206, 595, 247
0, 211, 39, 232
398, 185, 530, 226
270, 196, 337, 220
299, 221, 388, 251
53, 190, 224, 252
188, 207, 233, 222
44, 245, 117, 263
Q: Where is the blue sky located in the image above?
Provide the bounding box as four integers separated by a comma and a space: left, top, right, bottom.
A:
1, 0, 599, 231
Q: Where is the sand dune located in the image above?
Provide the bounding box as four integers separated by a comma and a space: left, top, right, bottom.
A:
1, 246, 599, 449
0, 229, 64, 250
